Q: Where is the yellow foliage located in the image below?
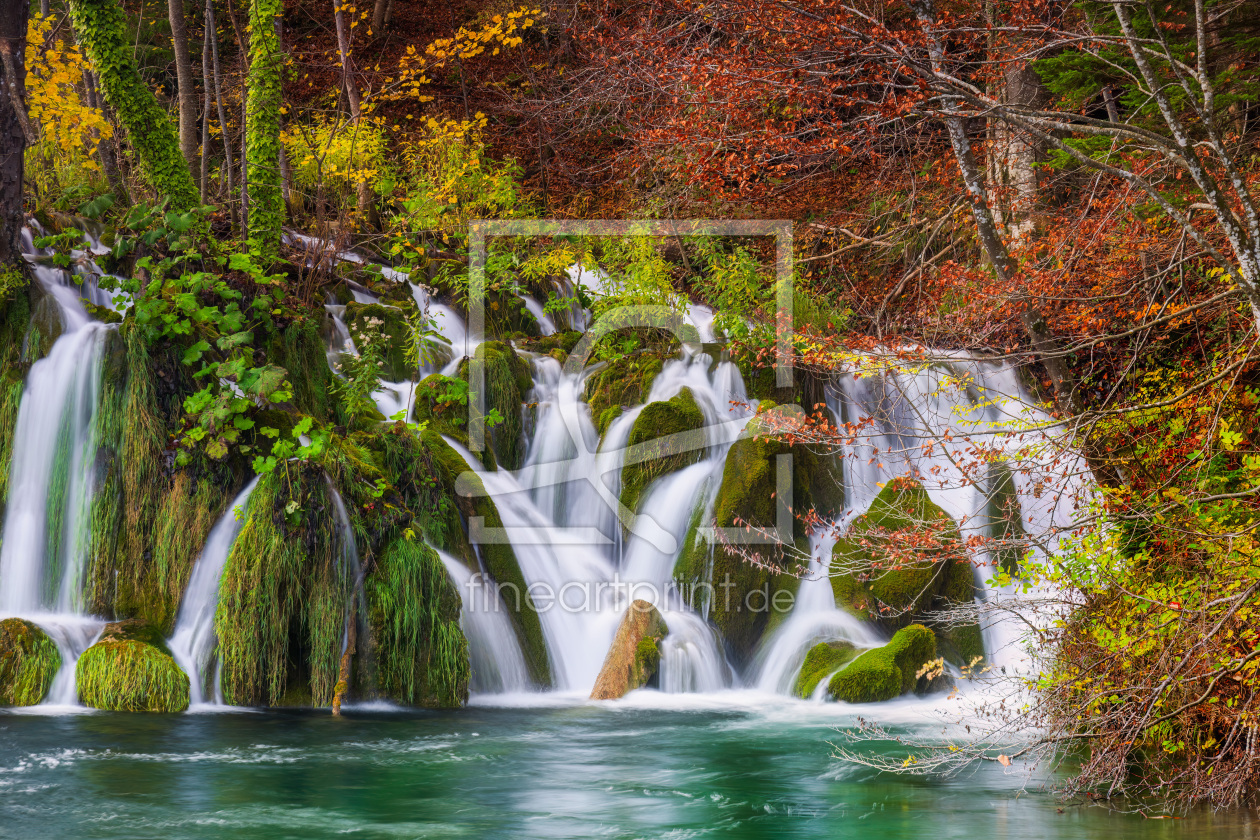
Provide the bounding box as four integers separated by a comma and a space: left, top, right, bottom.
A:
24, 15, 112, 180
424, 6, 542, 66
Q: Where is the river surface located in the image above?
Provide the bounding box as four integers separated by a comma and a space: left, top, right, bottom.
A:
1, 694, 1254, 839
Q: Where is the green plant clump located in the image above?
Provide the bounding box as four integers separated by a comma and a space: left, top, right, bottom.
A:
827, 624, 936, 704
0, 618, 62, 706
366, 536, 470, 707
76, 620, 190, 713
793, 641, 856, 698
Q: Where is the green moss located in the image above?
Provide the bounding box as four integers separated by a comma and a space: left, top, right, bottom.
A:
215, 467, 350, 707
706, 434, 817, 667
458, 341, 531, 470
0, 618, 62, 706
620, 388, 706, 515
67, 0, 199, 211
76, 621, 189, 713
827, 624, 936, 703
634, 636, 661, 676
794, 641, 856, 698
986, 461, 1026, 574
89, 328, 236, 631
584, 353, 665, 436
830, 477, 963, 628
344, 302, 413, 382
366, 536, 469, 707
267, 320, 338, 422
425, 429, 551, 687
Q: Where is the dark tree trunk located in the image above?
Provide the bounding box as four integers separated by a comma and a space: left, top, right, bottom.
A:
0, 0, 30, 265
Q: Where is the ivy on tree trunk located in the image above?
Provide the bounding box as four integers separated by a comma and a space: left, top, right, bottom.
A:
245, 0, 284, 261
68, 0, 199, 212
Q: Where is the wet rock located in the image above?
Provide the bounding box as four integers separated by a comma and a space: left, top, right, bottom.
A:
827, 624, 937, 703
590, 600, 669, 700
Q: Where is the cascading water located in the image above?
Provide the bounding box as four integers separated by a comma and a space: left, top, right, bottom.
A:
168, 478, 260, 706
436, 547, 532, 694
0, 227, 117, 705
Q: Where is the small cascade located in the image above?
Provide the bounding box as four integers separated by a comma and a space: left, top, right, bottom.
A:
519, 294, 556, 335
168, 478, 260, 706
435, 547, 532, 694
748, 529, 880, 695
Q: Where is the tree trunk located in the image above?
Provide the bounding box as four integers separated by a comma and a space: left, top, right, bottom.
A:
371, 0, 388, 32
245, 0, 284, 259
82, 70, 128, 202
168, 0, 200, 188
987, 60, 1049, 246
915, 0, 1078, 413
0, 0, 30, 265
333, 0, 374, 226
200, 10, 212, 204
330, 597, 357, 717
207, 0, 235, 227
68, 0, 200, 210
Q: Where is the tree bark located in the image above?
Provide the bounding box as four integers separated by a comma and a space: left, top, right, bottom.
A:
200, 10, 212, 203
333, 0, 374, 226
0, 0, 30, 266
168, 0, 201, 187
68, 0, 200, 210
371, 0, 388, 32
207, 0, 235, 227
988, 60, 1049, 246
913, 0, 1078, 413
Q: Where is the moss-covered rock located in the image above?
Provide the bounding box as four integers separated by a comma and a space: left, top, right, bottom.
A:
0, 618, 61, 706
365, 536, 470, 708
456, 340, 532, 470
584, 352, 666, 437
830, 477, 977, 639
827, 624, 936, 703
619, 388, 707, 515
985, 460, 1026, 575
794, 641, 856, 698
344, 301, 413, 382
76, 620, 190, 713
703, 433, 817, 668
590, 600, 669, 699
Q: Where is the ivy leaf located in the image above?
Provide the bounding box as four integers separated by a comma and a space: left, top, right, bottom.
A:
217, 331, 254, 351
182, 340, 212, 365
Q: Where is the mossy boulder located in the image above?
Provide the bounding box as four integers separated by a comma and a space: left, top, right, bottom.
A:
830, 477, 982, 663
584, 352, 666, 437
827, 624, 936, 703
458, 341, 532, 470
794, 641, 856, 699
590, 600, 669, 699
702, 433, 818, 668
344, 301, 413, 381
426, 429, 551, 687
619, 388, 707, 515
985, 461, 1026, 575
0, 618, 62, 706
76, 620, 190, 713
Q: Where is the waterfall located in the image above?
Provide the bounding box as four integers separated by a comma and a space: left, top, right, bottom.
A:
436, 547, 532, 694
0, 227, 116, 706
168, 478, 261, 706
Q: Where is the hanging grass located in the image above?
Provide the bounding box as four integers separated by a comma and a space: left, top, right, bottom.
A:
0, 618, 62, 706
215, 466, 349, 707
89, 327, 235, 630
366, 535, 469, 707
76, 620, 189, 713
